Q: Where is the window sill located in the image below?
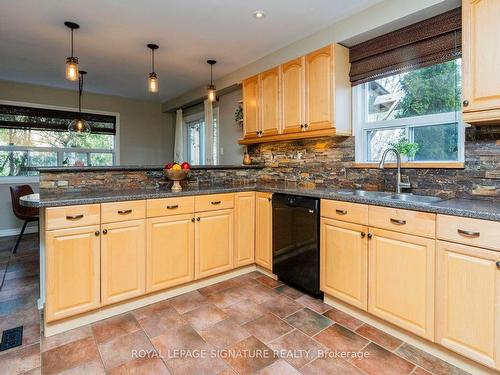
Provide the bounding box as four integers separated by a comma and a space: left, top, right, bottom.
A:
0, 176, 40, 185
352, 162, 464, 169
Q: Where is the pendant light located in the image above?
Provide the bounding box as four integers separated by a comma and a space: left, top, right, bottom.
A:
147, 43, 159, 93
69, 71, 91, 134
207, 60, 217, 102
64, 21, 80, 81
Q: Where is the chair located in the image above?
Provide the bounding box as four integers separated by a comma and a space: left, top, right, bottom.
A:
9, 185, 39, 254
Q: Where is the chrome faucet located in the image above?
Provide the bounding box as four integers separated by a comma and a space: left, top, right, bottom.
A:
378, 148, 411, 194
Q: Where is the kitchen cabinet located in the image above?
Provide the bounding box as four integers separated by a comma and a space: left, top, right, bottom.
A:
234, 192, 255, 267
255, 192, 273, 270
195, 209, 234, 279
436, 240, 500, 370
45, 225, 101, 322
260, 67, 280, 137
146, 214, 195, 292
101, 219, 146, 306
462, 0, 500, 124
281, 57, 305, 134
320, 218, 368, 310
368, 228, 435, 340
242, 75, 259, 138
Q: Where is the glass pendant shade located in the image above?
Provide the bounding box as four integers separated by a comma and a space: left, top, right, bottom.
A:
68, 117, 91, 133
148, 72, 159, 93
207, 84, 217, 102
65, 57, 79, 81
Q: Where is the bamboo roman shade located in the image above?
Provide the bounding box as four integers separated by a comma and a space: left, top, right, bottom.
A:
0, 104, 117, 135
349, 7, 462, 86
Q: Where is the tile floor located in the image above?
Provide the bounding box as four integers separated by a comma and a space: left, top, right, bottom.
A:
0, 234, 471, 375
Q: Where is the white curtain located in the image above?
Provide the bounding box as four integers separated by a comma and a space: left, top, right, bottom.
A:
174, 108, 184, 162
204, 99, 214, 165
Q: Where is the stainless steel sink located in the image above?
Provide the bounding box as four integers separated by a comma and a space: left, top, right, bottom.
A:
336, 190, 391, 198
383, 193, 444, 205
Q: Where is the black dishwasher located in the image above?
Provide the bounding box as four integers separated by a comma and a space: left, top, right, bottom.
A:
272, 194, 322, 298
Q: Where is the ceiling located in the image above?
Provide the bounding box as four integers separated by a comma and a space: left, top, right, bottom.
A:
0, 0, 383, 102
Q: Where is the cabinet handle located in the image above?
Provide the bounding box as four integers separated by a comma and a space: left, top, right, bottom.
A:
95, 231, 100, 236
457, 229, 480, 238
211, 201, 222, 205
117, 209, 132, 215
390, 218, 406, 225
166, 205, 179, 209
336, 209, 347, 215
102, 229, 108, 235
66, 214, 83, 220
361, 232, 366, 238
197, 217, 201, 222
463, 100, 469, 107
367, 233, 373, 239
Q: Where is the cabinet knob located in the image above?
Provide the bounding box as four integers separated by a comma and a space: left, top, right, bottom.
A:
361, 232, 366, 238
496, 261, 500, 269
367, 233, 373, 239
305, 124, 309, 128
191, 218, 195, 223
463, 100, 469, 107
268, 197, 272, 202
197, 217, 201, 222
95, 231, 100, 236
300, 124, 304, 129
102, 229, 108, 235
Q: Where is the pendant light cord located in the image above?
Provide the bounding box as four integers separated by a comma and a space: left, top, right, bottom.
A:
210, 63, 213, 85
151, 49, 155, 73
78, 74, 83, 113
71, 28, 74, 57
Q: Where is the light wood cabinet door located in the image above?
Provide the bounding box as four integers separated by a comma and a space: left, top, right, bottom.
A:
243, 75, 260, 138
45, 225, 100, 322
462, 0, 500, 122
320, 218, 368, 310
281, 57, 304, 134
260, 67, 280, 137
368, 228, 435, 340
234, 192, 255, 267
146, 214, 195, 292
305, 45, 334, 131
195, 209, 234, 279
101, 219, 146, 306
436, 241, 500, 369
255, 192, 273, 270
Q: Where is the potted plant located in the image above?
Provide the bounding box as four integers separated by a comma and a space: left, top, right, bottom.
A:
389, 138, 420, 161
234, 103, 243, 125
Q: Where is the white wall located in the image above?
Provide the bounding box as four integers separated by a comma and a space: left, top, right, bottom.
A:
217, 88, 245, 164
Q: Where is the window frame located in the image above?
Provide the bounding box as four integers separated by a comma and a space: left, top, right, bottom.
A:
0, 100, 120, 182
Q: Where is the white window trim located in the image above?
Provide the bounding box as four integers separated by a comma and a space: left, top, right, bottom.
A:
353, 85, 465, 163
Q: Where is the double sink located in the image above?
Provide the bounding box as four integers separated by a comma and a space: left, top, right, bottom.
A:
336, 190, 445, 205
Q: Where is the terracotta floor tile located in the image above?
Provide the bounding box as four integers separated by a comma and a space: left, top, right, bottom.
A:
151, 324, 205, 353
255, 359, 302, 374
245, 271, 265, 279
239, 284, 280, 304
18, 367, 42, 375
0, 343, 40, 375
323, 306, 364, 330
199, 317, 251, 349
165, 343, 228, 375
295, 295, 332, 314
131, 299, 172, 321
314, 324, 369, 354
205, 287, 247, 309
42, 336, 99, 375
222, 299, 269, 325
260, 295, 303, 318
352, 342, 415, 375
0, 305, 40, 331
274, 285, 305, 299
58, 360, 106, 375
412, 367, 433, 375
396, 343, 470, 375
0, 322, 40, 355
199, 278, 242, 296
137, 306, 187, 338
300, 356, 365, 375
243, 313, 293, 343
224, 336, 276, 375
255, 275, 283, 288
217, 368, 237, 375
267, 329, 324, 369
91, 313, 141, 344
108, 357, 171, 374
355, 323, 403, 351
98, 330, 154, 371
284, 308, 333, 336
170, 290, 209, 314
183, 304, 228, 330
42, 325, 93, 352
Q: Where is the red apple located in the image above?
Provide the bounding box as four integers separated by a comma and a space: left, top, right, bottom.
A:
164, 162, 174, 170
181, 162, 191, 170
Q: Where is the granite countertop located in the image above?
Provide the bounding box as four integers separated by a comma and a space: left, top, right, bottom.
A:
37, 164, 264, 173
20, 183, 500, 222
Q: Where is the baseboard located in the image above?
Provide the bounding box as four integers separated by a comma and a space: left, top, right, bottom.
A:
0, 225, 38, 238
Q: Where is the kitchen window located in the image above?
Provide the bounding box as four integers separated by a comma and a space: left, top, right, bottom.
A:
184, 107, 218, 165
0, 102, 117, 177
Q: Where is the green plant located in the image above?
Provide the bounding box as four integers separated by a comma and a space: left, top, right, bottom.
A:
234, 104, 243, 124
389, 138, 420, 158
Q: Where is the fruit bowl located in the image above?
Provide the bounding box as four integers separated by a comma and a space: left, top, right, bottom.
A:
163, 169, 189, 192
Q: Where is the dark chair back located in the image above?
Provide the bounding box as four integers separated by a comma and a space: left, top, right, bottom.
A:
10, 185, 38, 221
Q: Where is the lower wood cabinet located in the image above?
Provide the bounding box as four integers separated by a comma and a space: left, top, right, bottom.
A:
436, 241, 500, 370
146, 214, 195, 292
368, 228, 435, 340
255, 192, 273, 270
45, 225, 101, 322
320, 218, 368, 310
195, 209, 234, 279
100, 219, 146, 306
234, 192, 255, 267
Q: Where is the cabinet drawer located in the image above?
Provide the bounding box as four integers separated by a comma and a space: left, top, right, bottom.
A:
437, 214, 500, 251
46, 204, 100, 230
101, 200, 146, 224
195, 193, 234, 212
321, 199, 368, 224
147, 197, 195, 218
369, 205, 436, 238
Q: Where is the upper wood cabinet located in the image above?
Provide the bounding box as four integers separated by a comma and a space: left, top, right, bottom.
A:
45, 225, 101, 322
234, 192, 255, 267
281, 57, 305, 134
462, 0, 500, 124
436, 240, 500, 370
242, 75, 260, 138
260, 67, 281, 137
100, 219, 146, 306
255, 192, 273, 270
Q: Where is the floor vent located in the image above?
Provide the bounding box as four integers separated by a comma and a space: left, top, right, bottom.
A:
0, 326, 23, 351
